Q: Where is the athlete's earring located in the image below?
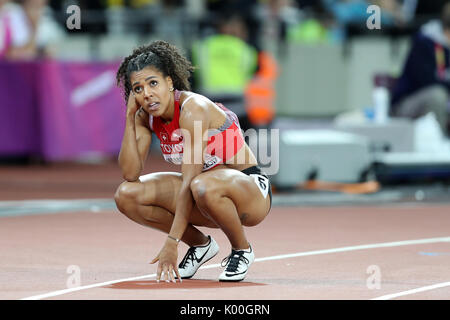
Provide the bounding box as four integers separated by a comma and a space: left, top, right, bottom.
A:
169, 87, 174, 92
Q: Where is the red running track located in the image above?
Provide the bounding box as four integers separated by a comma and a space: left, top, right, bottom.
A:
1, 159, 449, 300
1, 205, 449, 300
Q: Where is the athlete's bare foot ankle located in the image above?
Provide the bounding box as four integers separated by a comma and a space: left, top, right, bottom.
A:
190, 234, 210, 247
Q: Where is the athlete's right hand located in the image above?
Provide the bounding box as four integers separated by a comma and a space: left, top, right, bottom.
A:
126, 92, 140, 116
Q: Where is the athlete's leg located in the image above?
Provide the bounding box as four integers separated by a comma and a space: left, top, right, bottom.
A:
114, 172, 218, 247
190, 168, 271, 250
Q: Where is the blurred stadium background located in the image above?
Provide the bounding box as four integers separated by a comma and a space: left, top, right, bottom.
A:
1, 0, 450, 206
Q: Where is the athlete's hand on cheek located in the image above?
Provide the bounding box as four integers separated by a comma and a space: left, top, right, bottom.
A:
126, 91, 140, 116
150, 240, 182, 283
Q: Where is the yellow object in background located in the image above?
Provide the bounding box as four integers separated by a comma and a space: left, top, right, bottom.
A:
106, 0, 124, 7
192, 35, 258, 95
130, 0, 156, 8
288, 19, 329, 44
106, 0, 156, 7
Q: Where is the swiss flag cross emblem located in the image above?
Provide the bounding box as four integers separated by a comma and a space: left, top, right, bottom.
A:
172, 132, 183, 141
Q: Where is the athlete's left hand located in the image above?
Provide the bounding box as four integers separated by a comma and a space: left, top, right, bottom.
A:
150, 241, 182, 283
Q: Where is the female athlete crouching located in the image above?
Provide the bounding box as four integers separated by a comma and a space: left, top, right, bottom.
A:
114, 40, 272, 283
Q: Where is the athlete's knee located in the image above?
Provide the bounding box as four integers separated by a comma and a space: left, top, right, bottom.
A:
190, 176, 223, 209
114, 181, 142, 214
190, 177, 206, 199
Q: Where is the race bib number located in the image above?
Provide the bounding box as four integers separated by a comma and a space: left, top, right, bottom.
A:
250, 174, 269, 199
203, 154, 222, 171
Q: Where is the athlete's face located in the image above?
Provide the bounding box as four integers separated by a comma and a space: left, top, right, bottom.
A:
129, 66, 174, 118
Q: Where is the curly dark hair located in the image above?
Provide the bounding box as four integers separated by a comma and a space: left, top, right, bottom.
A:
116, 40, 194, 103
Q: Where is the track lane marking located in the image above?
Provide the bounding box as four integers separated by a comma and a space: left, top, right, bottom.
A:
20, 236, 450, 300
371, 282, 450, 300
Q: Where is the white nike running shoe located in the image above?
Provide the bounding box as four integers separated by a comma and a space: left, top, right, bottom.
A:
178, 235, 219, 279
218, 244, 255, 282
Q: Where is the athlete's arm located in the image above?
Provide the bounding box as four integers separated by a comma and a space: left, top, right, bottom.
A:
118, 94, 152, 182
153, 97, 210, 282
169, 98, 209, 241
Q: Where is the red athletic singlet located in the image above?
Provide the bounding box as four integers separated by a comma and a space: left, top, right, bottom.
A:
150, 90, 245, 171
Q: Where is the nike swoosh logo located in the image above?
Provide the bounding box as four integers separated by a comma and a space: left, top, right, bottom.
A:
225, 270, 247, 277
194, 246, 211, 263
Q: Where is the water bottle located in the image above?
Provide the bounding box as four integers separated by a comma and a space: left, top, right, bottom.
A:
373, 86, 389, 124
372, 75, 390, 124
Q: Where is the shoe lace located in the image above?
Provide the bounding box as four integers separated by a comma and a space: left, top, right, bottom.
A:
221, 250, 249, 272
178, 247, 198, 268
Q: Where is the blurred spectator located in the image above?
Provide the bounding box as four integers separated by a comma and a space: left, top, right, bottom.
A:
150, 0, 185, 43
0, 0, 12, 59
0, 0, 63, 60
288, 1, 340, 44
0, 0, 37, 60
415, 0, 448, 18
390, 1, 450, 136
28, 0, 65, 47
372, 0, 411, 25
321, 0, 370, 29
256, 0, 301, 50
191, 14, 259, 131
104, 0, 160, 35
204, 0, 261, 49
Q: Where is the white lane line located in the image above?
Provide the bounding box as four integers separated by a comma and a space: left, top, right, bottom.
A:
20, 236, 450, 300
372, 282, 450, 300
255, 236, 450, 262
21, 273, 158, 300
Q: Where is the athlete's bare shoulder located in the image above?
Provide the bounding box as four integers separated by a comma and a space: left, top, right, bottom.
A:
179, 91, 225, 127
179, 91, 210, 118
180, 91, 210, 108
